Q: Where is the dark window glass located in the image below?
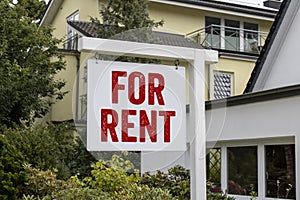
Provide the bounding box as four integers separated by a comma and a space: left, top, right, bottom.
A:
225, 19, 240, 51
228, 146, 258, 195
265, 144, 295, 199
205, 16, 221, 49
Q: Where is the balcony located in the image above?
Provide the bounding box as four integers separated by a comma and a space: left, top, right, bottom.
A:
62, 34, 78, 51
186, 25, 268, 55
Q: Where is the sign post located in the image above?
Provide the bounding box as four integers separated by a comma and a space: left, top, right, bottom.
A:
79, 37, 218, 200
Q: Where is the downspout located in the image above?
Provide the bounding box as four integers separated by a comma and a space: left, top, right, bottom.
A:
75, 51, 80, 121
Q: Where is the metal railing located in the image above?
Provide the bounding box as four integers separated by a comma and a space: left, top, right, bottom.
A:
63, 34, 79, 50
186, 25, 269, 54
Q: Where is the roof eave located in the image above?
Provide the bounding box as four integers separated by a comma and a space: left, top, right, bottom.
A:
206, 83, 300, 111
150, 0, 277, 20
40, 0, 64, 26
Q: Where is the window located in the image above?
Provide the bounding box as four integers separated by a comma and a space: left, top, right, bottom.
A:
213, 71, 233, 99
205, 16, 221, 49
227, 146, 258, 196
206, 148, 221, 193
244, 22, 259, 53
65, 11, 79, 50
225, 19, 240, 51
265, 144, 295, 199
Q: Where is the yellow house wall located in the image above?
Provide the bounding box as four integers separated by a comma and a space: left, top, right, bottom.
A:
51, 0, 99, 45
149, 2, 204, 34
149, 2, 273, 35
50, 53, 78, 121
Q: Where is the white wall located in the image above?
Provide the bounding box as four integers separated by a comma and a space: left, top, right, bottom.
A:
206, 96, 300, 142
253, 1, 300, 91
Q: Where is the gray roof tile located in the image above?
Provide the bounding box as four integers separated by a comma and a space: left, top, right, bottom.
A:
68, 21, 203, 49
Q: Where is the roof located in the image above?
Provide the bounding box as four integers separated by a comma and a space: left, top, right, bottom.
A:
205, 83, 300, 111
68, 21, 204, 49
244, 0, 291, 93
41, 0, 278, 26
155, 0, 278, 18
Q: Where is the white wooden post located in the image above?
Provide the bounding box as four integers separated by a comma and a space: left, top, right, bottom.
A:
190, 50, 207, 200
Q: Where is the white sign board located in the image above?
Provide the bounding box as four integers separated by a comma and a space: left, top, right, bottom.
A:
87, 60, 186, 151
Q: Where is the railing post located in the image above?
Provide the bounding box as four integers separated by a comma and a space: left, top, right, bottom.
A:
211, 25, 213, 49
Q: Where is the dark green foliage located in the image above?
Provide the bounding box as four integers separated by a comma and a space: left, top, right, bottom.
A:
142, 165, 235, 200
68, 137, 96, 179
0, 136, 26, 199
91, 0, 164, 64
2, 123, 96, 180
3, 123, 73, 179
141, 165, 190, 199
0, 0, 66, 127
93, 0, 163, 39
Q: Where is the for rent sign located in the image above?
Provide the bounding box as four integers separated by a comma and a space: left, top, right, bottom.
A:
87, 60, 186, 151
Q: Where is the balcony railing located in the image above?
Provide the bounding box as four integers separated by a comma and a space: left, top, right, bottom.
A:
186, 25, 268, 54
63, 34, 78, 50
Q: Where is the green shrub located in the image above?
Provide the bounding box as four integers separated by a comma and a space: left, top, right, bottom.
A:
141, 165, 190, 199
45, 188, 112, 200
141, 165, 235, 200
0, 135, 26, 200
2, 122, 95, 179
83, 154, 140, 193
20, 164, 75, 198
114, 183, 176, 200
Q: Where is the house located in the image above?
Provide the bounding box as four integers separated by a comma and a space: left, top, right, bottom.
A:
39, 0, 300, 199
40, 0, 278, 123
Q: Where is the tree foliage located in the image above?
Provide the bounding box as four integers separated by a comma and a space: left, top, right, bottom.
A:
2, 122, 96, 179
0, 0, 66, 127
92, 0, 163, 40
0, 135, 26, 199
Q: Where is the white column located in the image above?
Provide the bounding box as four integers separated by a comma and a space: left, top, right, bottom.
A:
189, 49, 206, 200
221, 146, 227, 193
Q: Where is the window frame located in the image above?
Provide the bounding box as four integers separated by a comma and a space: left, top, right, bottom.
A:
65, 10, 79, 50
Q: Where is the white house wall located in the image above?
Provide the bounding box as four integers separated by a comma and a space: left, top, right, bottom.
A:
253, 1, 300, 91
206, 96, 300, 142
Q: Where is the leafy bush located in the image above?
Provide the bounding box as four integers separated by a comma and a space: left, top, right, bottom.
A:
2, 122, 96, 179
141, 165, 190, 199
20, 164, 75, 198
142, 165, 235, 200
114, 183, 175, 200
83, 154, 140, 193
45, 188, 112, 200
0, 136, 26, 199
21, 153, 173, 200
